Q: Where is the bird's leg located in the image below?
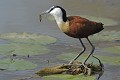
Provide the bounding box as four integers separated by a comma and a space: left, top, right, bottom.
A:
83, 37, 95, 65
69, 38, 86, 64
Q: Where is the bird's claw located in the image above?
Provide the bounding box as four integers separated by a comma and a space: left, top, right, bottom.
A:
81, 63, 91, 76
68, 61, 92, 75
68, 61, 73, 65
68, 60, 79, 65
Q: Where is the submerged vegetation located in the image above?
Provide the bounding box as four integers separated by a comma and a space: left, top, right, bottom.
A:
89, 31, 120, 42
0, 58, 37, 70
36, 60, 103, 80
0, 32, 57, 71
0, 43, 50, 56
57, 53, 120, 65
104, 46, 120, 54
0, 32, 119, 80
43, 74, 95, 80
0, 32, 57, 45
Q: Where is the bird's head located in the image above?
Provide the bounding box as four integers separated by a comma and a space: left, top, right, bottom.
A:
41, 6, 67, 22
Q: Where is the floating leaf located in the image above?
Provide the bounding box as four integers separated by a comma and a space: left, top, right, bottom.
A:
57, 53, 120, 65
104, 46, 120, 54
0, 58, 37, 70
0, 43, 50, 56
0, 32, 57, 45
89, 31, 120, 41
96, 56, 120, 65
80, 15, 118, 26
43, 74, 95, 80
36, 61, 102, 76
57, 53, 99, 64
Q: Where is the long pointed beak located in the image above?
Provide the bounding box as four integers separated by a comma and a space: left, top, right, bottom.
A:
41, 10, 49, 15
39, 10, 49, 22
41, 11, 47, 15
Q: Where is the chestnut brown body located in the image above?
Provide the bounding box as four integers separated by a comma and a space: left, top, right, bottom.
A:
64, 16, 104, 38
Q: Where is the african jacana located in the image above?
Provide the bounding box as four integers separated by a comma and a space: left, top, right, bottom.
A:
40, 6, 104, 65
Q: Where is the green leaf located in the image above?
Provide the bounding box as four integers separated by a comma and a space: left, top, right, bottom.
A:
43, 74, 95, 80
0, 32, 57, 45
0, 58, 37, 70
89, 31, 120, 41
57, 53, 100, 64
57, 52, 120, 65
0, 43, 50, 56
104, 46, 120, 54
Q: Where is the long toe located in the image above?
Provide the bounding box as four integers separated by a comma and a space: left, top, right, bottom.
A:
82, 63, 92, 76
68, 60, 74, 65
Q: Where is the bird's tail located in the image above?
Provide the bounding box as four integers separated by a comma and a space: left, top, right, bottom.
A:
91, 22, 104, 35
96, 22, 104, 33
97, 23, 104, 30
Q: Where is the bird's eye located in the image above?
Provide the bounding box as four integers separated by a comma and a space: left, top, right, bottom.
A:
48, 7, 54, 13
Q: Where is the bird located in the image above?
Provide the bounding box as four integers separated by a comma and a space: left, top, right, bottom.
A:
40, 6, 104, 65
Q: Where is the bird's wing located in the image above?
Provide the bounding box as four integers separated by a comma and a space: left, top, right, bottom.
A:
67, 16, 103, 38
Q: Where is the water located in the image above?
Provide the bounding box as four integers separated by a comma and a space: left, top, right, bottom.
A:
0, 0, 120, 80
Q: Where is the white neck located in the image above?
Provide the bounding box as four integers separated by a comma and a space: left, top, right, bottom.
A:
53, 14, 69, 33
53, 14, 65, 27
49, 8, 65, 28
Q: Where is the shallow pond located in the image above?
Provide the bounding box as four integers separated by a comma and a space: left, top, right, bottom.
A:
0, 0, 120, 80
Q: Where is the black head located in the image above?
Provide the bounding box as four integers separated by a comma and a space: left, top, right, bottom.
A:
42, 6, 67, 22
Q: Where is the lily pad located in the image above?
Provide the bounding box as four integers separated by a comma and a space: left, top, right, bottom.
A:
0, 43, 50, 56
57, 53, 120, 65
0, 58, 37, 70
0, 32, 57, 45
57, 53, 100, 64
104, 46, 120, 54
80, 15, 119, 26
89, 31, 120, 41
43, 74, 95, 80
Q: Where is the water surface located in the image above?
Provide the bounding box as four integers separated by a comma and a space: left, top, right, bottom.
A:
0, 0, 120, 80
